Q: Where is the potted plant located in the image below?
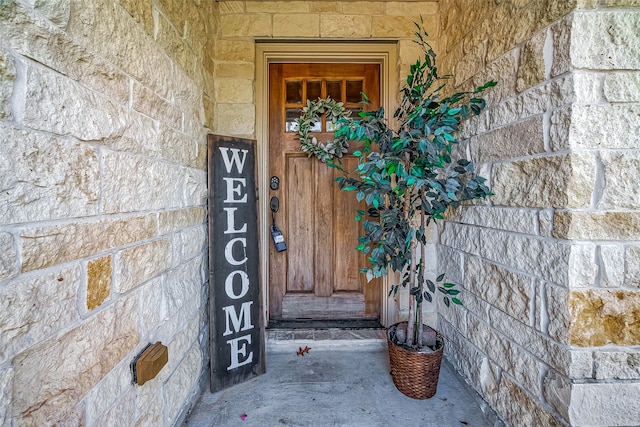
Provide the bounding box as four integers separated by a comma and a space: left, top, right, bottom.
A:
297, 21, 495, 399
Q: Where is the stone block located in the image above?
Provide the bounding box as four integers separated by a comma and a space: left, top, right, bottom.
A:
568, 244, 597, 288
165, 345, 202, 424
543, 369, 571, 423
626, 246, 640, 289
217, 1, 244, 14
594, 351, 640, 380
138, 276, 165, 337
0, 45, 15, 120
214, 78, 253, 104
479, 228, 571, 286
471, 115, 545, 162
85, 359, 131, 423
11, 297, 139, 425
69, 0, 173, 99
0, 368, 12, 425
571, 11, 640, 70
372, 15, 428, 38
21, 215, 156, 272
20, 65, 128, 141
33, 0, 70, 27
159, 207, 205, 235
516, 30, 548, 93
310, 2, 340, 13
1, 0, 128, 105
118, 0, 154, 36
115, 239, 171, 293
437, 245, 464, 285
273, 14, 320, 38
472, 50, 518, 105
494, 374, 565, 427
164, 257, 203, 322
491, 153, 595, 209
341, 2, 383, 14
551, 15, 572, 77
95, 389, 135, 427
174, 226, 206, 265
102, 151, 185, 213
155, 0, 186, 34
184, 168, 207, 207
104, 112, 159, 159
215, 62, 254, 79
466, 256, 533, 324
467, 315, 542, 395
573, 72, 602, 103
547, 285, 570, 342
550, 105, 571, 151
0, 125, 100, 225
158, 15, 196, 77
220, 14, 272, 37
246, 1, 309, 13
569, 104, 640, 149
454, 41, 485, 86
167, 313, 201, 373
215, 40, 255, 63
600, 151, 640, 210
384, 2, 438, 16
569, 289, 640, 346
604, 71, 640, 102
215, 103, 255, 136
159, 124, 199, 168
440, 222, 481, 256
320, 15, 371, 38
133, 82, 182, 130
0, 232, 18, 281
0, 266, 80, 364
87, 255, 112, 311
569, 383, 640, 426
600, 245, 625, 288
554, 212, 640, 240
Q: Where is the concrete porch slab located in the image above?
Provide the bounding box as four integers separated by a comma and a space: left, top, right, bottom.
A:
183, 341, 504, 427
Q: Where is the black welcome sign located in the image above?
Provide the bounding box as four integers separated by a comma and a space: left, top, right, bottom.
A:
208, 135, 264, 391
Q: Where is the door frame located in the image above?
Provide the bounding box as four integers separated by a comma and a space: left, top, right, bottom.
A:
256, 41, 398, 328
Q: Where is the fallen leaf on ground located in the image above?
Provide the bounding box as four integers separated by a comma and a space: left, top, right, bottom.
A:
296, 346, 311, 356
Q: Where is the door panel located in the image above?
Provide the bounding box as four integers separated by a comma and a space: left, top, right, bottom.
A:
268, 63, 381, 320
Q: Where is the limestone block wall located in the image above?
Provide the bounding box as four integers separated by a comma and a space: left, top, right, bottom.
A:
437, 0, 640, 426
0, 0, 214, 425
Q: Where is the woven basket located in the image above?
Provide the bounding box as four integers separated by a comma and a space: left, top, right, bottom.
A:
387, 322, 444, 400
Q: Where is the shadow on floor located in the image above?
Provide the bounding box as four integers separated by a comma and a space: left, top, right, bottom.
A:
183, 348, 504, 427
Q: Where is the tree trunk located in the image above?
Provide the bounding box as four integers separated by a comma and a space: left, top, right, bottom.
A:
416, 191, 427, 347
404, 153, 416, 347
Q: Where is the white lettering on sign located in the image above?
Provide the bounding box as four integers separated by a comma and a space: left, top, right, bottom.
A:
222, 177, 248, 203
217, 145, 255, 374
222, 301, 254, 336
225, 270, 249, 299
223, 207, 247, 234
224, 237, 248, 265
226, 334, 253, 370
219, 147, 248, 174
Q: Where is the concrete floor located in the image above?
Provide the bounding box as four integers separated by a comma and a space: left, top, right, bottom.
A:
183, 341, 504, 427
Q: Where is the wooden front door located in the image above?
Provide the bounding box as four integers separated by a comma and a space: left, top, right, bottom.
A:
268, 63, 381, 320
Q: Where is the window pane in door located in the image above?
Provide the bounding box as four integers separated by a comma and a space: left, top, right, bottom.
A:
286, 81, 302, 104
307, 80, 322, 101
327, 81, 341, 101
346, 80, 364, 103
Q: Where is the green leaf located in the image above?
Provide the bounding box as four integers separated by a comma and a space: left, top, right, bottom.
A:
452, 297, 463, 306
443, 282, 456, 288
436, 273, 445, 282
353, 150, 362, 157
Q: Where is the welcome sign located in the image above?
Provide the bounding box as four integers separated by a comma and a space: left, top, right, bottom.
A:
208, 135, 264, 391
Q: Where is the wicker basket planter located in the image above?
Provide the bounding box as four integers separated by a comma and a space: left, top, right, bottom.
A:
387, 322, 444, 400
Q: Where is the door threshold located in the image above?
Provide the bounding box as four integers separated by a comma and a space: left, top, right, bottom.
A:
267, 318, 383, 330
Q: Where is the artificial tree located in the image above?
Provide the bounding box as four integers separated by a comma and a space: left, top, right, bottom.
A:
298, 21, 495, 350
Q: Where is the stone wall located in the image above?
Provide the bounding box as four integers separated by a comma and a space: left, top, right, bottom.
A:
437, 0, 640, 425
0, 0, 213, 425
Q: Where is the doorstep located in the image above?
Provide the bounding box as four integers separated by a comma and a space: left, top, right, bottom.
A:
266, 327, 388, 353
